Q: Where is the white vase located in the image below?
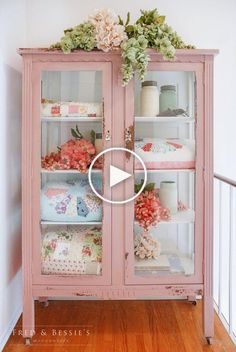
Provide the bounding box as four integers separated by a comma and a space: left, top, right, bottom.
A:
159, 181, 178, 215
95, 133, 103, 154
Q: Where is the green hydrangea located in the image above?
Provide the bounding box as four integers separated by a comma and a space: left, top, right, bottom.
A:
70, 22, 96, 51
120, 9, 194, 84
51, 22, 96, 53
60, 33, 74, 53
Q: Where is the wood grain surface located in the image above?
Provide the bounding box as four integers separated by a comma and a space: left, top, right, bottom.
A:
3, 300, 236, 351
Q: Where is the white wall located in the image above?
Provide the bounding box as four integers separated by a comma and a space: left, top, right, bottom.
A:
26, 0, 236, 180
0, 0, 27, 349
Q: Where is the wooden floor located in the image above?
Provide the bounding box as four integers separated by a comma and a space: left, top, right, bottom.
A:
3, 300, 236, 352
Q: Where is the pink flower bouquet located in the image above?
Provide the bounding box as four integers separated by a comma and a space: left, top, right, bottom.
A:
41, 126, 96, 172
134, 181, 170, 231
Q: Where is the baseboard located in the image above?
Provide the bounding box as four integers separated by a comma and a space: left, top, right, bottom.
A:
0, 305, 22, 351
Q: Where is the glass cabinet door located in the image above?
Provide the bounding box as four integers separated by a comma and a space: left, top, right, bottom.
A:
125, 64, 204, 284
32, 63, 112, 285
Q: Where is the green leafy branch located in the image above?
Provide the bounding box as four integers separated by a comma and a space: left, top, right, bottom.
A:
71, 125, 83, 139
120, 9, 194, 85
90, 130, 96, 145
135, 179, 155, 194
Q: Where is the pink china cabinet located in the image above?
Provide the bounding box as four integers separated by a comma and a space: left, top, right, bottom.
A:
19, 48, 218, 345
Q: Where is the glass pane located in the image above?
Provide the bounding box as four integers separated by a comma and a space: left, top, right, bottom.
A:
40, 70, 104, 276
133, 71, 196, 278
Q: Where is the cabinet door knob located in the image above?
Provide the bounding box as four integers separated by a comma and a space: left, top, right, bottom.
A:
125, 252, 129, 260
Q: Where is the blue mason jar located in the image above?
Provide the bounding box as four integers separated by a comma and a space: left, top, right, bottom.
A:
159, 85, 177, 113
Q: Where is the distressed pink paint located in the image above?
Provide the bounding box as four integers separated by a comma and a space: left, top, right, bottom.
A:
19, 48, 218, 341
135, 161, 195, 169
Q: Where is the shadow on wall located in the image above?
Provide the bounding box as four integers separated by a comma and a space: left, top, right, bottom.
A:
4, 63, 22, 283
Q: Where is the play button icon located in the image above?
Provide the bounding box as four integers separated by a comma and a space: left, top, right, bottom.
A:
109, 165, 131, 188
88, 147, 147, 204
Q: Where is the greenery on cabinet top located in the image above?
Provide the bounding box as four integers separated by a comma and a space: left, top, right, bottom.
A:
50, 8, 194, 86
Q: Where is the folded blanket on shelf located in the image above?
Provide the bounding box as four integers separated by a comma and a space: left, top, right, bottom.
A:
135, 138, 195, 169
41, 99, 103, 117
41, 225, 102, 275
41, 178, 102, 222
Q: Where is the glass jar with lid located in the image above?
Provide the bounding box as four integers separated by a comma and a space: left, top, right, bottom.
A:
140, 81, 159, 116
159, 85, 177, 113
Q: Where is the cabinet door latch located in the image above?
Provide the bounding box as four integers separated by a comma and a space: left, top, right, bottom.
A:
105, 130, 111, 141
124, 125, 134, 160
124, 126, 134, 150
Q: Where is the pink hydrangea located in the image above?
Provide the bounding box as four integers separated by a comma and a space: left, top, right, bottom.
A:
135, 189, 170, 230
89, 9, 127, 52
42, 138, 96, 173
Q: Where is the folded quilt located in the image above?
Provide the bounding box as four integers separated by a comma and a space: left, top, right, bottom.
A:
41, 225, 102, 275
41, 99, 103, 117
135, 138, 195, 169
41, 178, 102, 222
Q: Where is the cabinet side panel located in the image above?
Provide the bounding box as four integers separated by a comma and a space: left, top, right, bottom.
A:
203, 57, 214, 338
22, 55, 35, 337
194, 66, 204, 283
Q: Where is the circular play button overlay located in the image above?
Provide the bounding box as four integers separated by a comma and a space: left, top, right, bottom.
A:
88, 147, 147, 204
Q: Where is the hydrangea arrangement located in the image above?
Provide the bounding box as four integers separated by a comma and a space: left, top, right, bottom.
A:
89, 9, 127, 52
134, 180, 170, 231
134, 232, 161, 260
41, 126, 96, 172
134, 180, 188, 231
51, 8, 194, 85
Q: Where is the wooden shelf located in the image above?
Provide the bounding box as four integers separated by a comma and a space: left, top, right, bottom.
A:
42, 168, 194, 175
41, 116, 102, 122
135, 116, 195, 123
41, 221, 102, 225
161, 209, 195, 224
135, 209, 195, 226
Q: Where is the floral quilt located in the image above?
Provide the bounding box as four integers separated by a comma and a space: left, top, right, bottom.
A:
41, 225, 102, 275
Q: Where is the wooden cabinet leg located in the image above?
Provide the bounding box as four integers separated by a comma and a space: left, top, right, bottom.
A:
23, 297, 35, 339
206, 337, 213, 345
25, 337, 31, 346
203, 295, 214, 339
187, 295, 197, 305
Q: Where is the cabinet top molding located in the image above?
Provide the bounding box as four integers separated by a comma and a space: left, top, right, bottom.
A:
18, 48, 219, 57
